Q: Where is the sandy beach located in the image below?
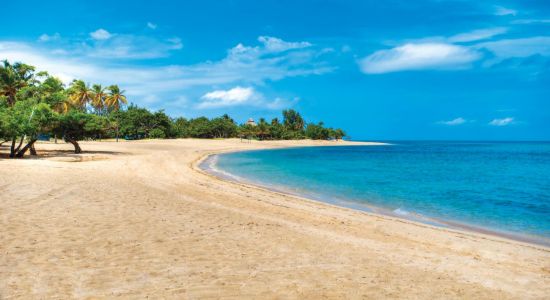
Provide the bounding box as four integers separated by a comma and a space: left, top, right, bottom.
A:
1, 139, 549, 299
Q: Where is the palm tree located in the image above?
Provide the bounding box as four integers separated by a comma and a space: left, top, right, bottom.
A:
282, 109, 305, 131
105, 85, 128, 142
257, 118, 270, 140
91, 84, 107, 115
104, 85, 127, 111
0, 60, 35, 106
68, 80, 93, 109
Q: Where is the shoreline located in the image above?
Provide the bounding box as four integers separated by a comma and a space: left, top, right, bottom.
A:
2, 139, 549, 298
196, 149, 550, 251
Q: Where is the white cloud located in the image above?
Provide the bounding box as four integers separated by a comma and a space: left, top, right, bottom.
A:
476, 36, 550, 59
90, 29, 112, 40
258, 36, 311, 52
511, 19, 550, 25
81, 34, 184, 59
489, 117, 514, 126
167, 37, 183, 50
359, 43, 481, 74
448, 27, 507, 43
438, 117, 467, 126
38, 33, 60, 42
147, 22, 157, 29
197, 87, 298, 110
494, 6, 517, 16
0, 36, 329, 113
265, 97, 299, 110
198, 86, 255, 108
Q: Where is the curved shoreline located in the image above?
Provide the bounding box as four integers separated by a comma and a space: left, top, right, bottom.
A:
193, 149, 550, 251
2, 139, 549, 298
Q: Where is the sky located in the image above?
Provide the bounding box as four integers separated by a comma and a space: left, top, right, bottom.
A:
1, 0, 549, 140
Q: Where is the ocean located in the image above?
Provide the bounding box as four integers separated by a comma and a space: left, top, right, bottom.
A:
203, 141, 550, 245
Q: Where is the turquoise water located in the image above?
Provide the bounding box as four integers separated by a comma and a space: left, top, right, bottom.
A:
207, 142, 550, 244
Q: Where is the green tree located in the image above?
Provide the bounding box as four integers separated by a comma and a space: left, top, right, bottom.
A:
172, 117, 190, 138
210, 115, 238, 138
187, 117, 212, 138
0, 99, 56, 157
305, 122, 330, 140
282, 109, 305, 131
53, 110, 107, 153
256, 118, 271, 140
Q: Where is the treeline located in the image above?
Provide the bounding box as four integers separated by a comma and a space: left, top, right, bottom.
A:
116, 106, 346, 141
0, 60, 346, 158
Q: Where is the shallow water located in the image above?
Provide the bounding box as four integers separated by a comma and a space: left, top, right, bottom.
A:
208, 142, 550, 244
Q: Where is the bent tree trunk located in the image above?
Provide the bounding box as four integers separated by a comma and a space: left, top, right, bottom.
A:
68, 139, 82, 154
15, 139, 37, 158
30, 143, 37, 156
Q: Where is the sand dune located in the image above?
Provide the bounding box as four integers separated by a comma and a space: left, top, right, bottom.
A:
1, 139, 548, 299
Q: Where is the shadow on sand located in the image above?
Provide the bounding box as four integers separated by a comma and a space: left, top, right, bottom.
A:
0, 145, 126, 161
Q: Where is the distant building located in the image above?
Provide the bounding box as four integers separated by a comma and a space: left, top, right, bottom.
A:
246, 118, 257, 126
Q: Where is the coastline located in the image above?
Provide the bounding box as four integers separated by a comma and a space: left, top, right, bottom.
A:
199, 151, 550, 248
1, 139, 549, 298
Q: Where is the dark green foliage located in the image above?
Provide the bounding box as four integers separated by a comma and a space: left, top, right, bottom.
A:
149, 128, 166, 139
53, 110, 107, 153
115, 105, 172, 139
282, 109, 305, 131
305, 122, 330, 140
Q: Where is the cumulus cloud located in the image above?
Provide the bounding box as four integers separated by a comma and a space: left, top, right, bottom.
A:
38, 33, 60, 42
438, 117, 467, 126
489, 117, 514, 126
197, 87, 297, 110
90, 29, 112, 40
198, 86, 255, 108
359, 43, 481, 74
448, 27, 507, 43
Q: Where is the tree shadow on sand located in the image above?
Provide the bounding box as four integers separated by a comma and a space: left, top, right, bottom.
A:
0, 146, 126, 161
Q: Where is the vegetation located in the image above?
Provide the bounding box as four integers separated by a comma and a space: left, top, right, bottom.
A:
0, 60, 346, 158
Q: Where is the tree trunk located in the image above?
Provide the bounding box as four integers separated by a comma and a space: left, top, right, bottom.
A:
15, 139, 37, 158
9, 137, 17, 158
68, 139, 82, 154
14, 136, 24, 154
30, 143, 37, 156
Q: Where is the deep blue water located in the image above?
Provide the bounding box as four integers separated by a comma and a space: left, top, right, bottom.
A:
209, 142, 550, 243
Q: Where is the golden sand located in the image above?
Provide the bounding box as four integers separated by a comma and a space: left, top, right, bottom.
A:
1, 139, 549, 299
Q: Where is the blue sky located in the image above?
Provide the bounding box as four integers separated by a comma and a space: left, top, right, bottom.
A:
2, 0, 549, 140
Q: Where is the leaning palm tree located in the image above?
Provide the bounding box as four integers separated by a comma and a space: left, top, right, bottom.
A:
68, 80, 93, 109
105, 85, 128, 142
91, 84, 107, 115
